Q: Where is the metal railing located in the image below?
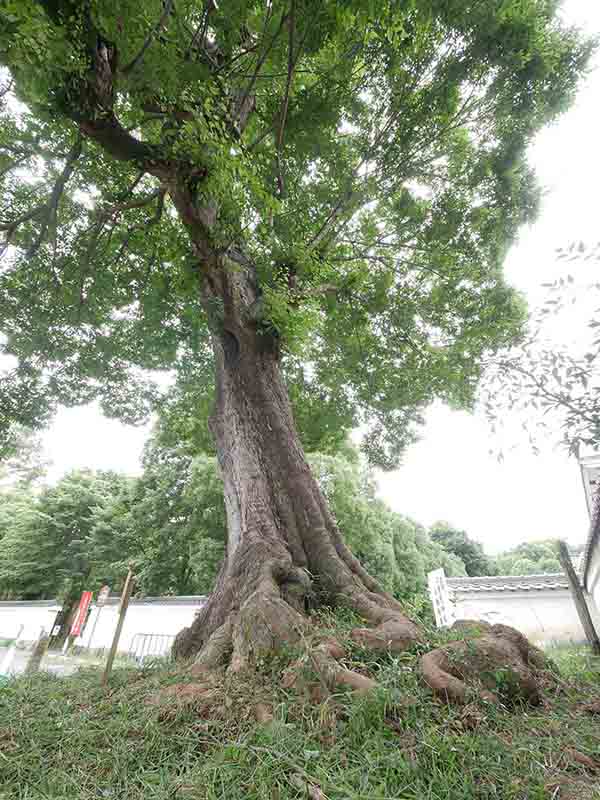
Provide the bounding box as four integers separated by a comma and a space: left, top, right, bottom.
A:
128, 633, 175, 664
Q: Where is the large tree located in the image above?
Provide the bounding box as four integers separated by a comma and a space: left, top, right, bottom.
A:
0, 1, 590, 667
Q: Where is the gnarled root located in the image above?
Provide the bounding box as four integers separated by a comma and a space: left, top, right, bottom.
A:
282, 636, 377, 699
339, 583, 420, 655
421, 621, 550, 706
191, 564, 309, 673
351, 615, 421, 654
229, 589, 306, 672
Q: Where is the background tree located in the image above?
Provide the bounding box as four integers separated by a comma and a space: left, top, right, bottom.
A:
0, 423, 49, 487
310, 453, 467, 596
0, 427, 465, 605
0, 486, 39, 599
493, 540, 562, 576
0, 1, 590, 666
429, 521, 495, 577
0, 470, 130, 607
117, 443, 227, 596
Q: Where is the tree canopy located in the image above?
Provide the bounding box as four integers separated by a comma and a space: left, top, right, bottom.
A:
0, 1, 591, 466
0, 423, 49, 487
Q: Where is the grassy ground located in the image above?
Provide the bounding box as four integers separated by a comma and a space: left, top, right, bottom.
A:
0, 615, 599, 800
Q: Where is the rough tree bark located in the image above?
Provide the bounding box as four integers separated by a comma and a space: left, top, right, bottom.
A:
171, 253, 420, 669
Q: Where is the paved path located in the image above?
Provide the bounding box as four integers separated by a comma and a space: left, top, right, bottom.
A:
0, 647, 80, 677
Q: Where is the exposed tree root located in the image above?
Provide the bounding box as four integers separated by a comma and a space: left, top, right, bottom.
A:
351, 616, 421, 653
282, 636, 377, 698
420, 621, 550, 706
174, 548, 420, 676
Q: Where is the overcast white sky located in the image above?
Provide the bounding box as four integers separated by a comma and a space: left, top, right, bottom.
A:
39, 0, 600, 554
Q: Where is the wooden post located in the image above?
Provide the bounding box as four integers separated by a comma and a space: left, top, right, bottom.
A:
25, 628, 50, 675
558, 540, 600, 655
101, 568, 135, 686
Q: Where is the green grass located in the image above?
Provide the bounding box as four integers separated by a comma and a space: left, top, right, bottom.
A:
0, 626, 599, 800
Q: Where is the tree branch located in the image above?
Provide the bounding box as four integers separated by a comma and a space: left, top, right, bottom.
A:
0, 134, 82, 257
120, 0, 175, 76
26, 134, 82, 257
275, 0, 296, 197
234, 7, 287, 131
97, 188, 165, 221
186, 0, 219, 59
78, 116, 159, 167
497, 360, 600, 425
0, 153, 31, 179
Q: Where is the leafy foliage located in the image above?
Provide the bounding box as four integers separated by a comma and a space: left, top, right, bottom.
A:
493, 540, 562, 576
0, 0, 592, 467
0, 423, 49, 486
108, 442, 228, 597
430, 521, 495, 577
0, 469, 132, 601
0, 435, 465, 601
310, 453, 466, 599
481, 244, 600, 456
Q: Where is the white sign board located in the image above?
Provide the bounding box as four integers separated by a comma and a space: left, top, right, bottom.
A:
96, 585, 111, 607
427, 568, 455, 629
580, 456, 600, 519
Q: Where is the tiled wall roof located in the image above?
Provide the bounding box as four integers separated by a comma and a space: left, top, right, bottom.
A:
447, 574, 569, 593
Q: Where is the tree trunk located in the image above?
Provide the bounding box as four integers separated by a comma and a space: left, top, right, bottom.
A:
173, 254, 419, 669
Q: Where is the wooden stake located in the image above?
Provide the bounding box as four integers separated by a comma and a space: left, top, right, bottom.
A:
558, 540, 600, 655
25, 628, 50, 674
101, 568, 135, 686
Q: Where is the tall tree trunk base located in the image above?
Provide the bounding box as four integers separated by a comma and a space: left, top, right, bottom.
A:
172, 266, 420, 672
173, 540, 420, 673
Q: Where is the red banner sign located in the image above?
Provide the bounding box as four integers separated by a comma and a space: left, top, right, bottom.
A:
70, 591, 93, 637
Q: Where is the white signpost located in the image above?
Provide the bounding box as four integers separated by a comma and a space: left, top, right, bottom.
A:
97, 585, 111, 606
85, 585, 111, 652
0, 624, 24, 677
427, 568, 455, 629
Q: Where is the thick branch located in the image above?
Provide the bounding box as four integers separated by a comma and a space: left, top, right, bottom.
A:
0, 134, 82, 256
235, 8, 288, 131
275, 0, 296, 196
78, 116, 159, 167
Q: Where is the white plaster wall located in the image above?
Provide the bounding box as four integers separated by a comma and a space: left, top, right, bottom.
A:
586, 544, 600, 627
0, 598, 206, 654
0, 601, 60, 643
452, 590, 586, 647
77, 599, 206, 654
